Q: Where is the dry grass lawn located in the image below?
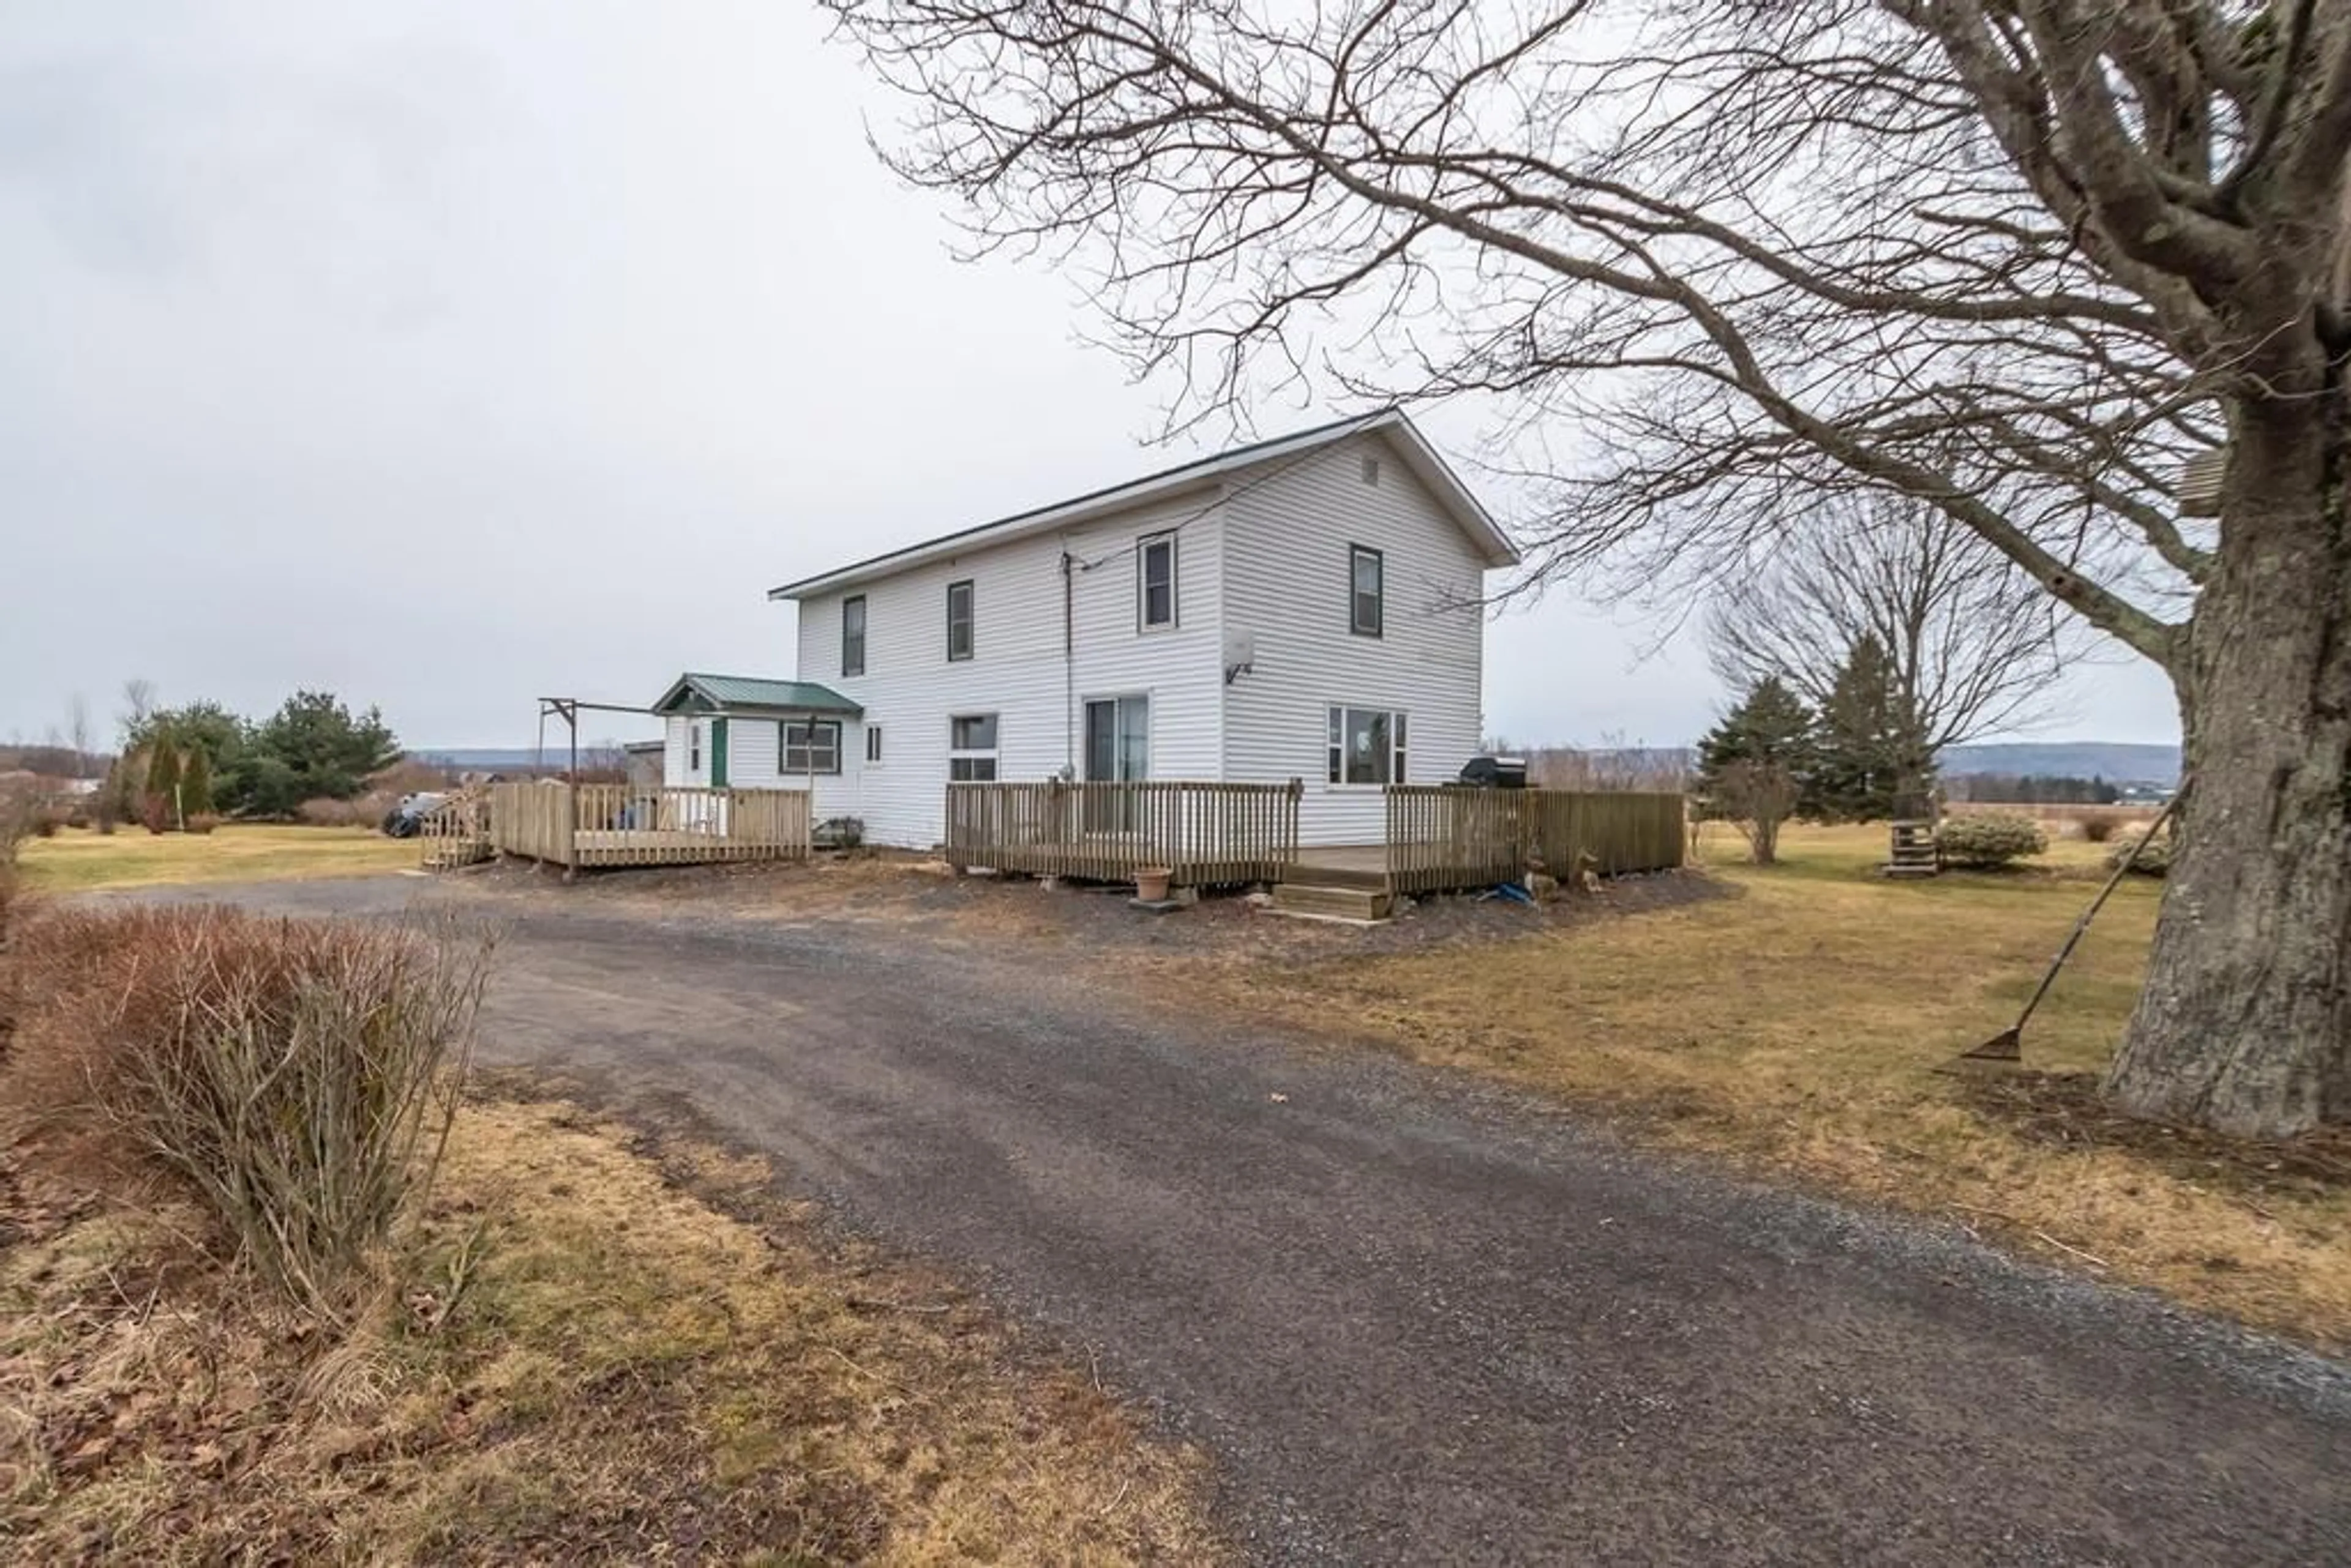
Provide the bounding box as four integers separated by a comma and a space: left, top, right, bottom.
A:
1209, 822, 2351, 1349
0, 1098, 1217, 1562
15, 824, 417, 894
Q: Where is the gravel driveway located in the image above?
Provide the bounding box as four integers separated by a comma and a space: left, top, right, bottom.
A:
151, 876, 2351, 1564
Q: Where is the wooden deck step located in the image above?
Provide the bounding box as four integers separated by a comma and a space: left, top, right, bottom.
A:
1269, 882, 1394, 923
1286, 862, 1390, 891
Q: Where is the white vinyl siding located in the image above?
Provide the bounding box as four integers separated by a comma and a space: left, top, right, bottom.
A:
790, 492, 1227, 847
1223, 435, 1488, 844
765, 429, 1493, 850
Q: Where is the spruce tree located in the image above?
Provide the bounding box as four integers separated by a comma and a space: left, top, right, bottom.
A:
1695, 678, 1819, 863
1812, 637, 1935, 822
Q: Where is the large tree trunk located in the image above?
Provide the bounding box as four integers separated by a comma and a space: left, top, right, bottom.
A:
2105, 396, 2351, 1138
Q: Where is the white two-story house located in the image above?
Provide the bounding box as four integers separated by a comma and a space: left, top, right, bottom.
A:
654, 409, 1519, 849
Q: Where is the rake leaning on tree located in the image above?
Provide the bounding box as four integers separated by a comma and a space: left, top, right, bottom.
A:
828, 0, 2350, 1137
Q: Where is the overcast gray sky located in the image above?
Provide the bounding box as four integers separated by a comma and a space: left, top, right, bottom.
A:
0, 1, 2184, 754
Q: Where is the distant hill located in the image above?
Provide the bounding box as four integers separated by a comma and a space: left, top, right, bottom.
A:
1939, 742, 2181, 785
410, 747, 591, 770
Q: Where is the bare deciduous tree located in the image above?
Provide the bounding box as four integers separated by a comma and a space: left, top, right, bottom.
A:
1706, 495, 2074, 771
67, 694, 92, 778
1526, 738, 1690, 793
118, 678, 157, 738
828, 0, 2351, 1137
1714, 759, 1802, 867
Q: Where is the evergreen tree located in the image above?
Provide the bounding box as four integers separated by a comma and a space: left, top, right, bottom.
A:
181, 744, 215, 819
1696, 677, 1820, 863
241, 692, 402, 815
1812, 636, 1936, 821
1697, 677, 1818, 787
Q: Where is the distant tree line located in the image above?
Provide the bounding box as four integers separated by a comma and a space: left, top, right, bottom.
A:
105, 689, 402, 830
1946, 774, 2123, 806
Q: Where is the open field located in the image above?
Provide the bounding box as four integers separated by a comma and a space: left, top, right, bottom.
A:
1202, 822, 2351, 1348
0, 1094, 1217, 1562
13, 823, 418, 893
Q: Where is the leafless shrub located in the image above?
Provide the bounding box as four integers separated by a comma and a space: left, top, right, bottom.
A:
2076, 810, 2123, 845
3, 907, 494, 1319
1712, 759, 1800, 866
296, 796, 374, 828
0, 773, 39, 866
1527, 744, 1690, 793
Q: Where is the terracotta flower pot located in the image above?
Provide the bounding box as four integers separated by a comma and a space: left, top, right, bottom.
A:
1135, 866, 1172, 902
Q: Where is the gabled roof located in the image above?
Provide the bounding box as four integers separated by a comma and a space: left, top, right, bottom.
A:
767, 408, 1518, 601
651, 673, 863, 716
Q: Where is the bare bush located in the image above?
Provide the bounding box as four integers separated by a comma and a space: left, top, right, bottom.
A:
0, 773, 39, 866
2077, 811, 2124, 846
296, 795, 374, 828
1527, 740, 1689, 794
1712, 759, 1801, 866
3, 907, 493, 1318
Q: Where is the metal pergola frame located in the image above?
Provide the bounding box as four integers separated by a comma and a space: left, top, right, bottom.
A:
536, 697, 660, 779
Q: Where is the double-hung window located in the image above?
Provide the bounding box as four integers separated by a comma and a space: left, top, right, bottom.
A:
1349, 546, 1384, 637
946, 579, 975, 661
1138, 531, 1177, 630
948, 713, 998, 781
782, 719, 841, 775
1326, 706, 1408, 786
841, 595, 866, 677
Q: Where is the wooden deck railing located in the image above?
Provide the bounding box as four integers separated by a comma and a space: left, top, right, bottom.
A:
418, 790, 492, 870
482, 782, 811, 871
945, 779, 1301, 886
1384, 786, 1531, 894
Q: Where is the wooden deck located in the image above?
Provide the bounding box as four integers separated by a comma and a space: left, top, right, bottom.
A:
946, 779, 1300, 886
948, 782, 1687, 899
426, 783, 812, 873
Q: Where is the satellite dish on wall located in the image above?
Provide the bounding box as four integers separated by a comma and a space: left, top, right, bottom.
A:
1223, 631, 1256, 685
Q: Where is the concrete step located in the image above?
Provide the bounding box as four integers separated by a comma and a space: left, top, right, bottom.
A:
1270, 882, 1395, 923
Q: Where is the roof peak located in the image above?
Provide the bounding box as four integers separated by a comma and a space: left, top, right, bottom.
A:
767, 408, 1509, 601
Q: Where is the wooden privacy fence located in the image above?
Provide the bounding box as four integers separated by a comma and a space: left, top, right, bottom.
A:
945, 779, 1302, 886
1385, 786, 1686, 894
483, 782, 811, 871
1523, 790, 1687, 877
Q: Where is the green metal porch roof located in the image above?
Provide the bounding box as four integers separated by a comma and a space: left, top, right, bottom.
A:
651, 672, 864, 716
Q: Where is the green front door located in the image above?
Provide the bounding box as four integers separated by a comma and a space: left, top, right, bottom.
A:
710, 718, 729, 787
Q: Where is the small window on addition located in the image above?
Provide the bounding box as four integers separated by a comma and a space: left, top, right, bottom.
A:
1361, 454, 1381, 486
782, 719, 841, 775
865, 725, 883, 764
